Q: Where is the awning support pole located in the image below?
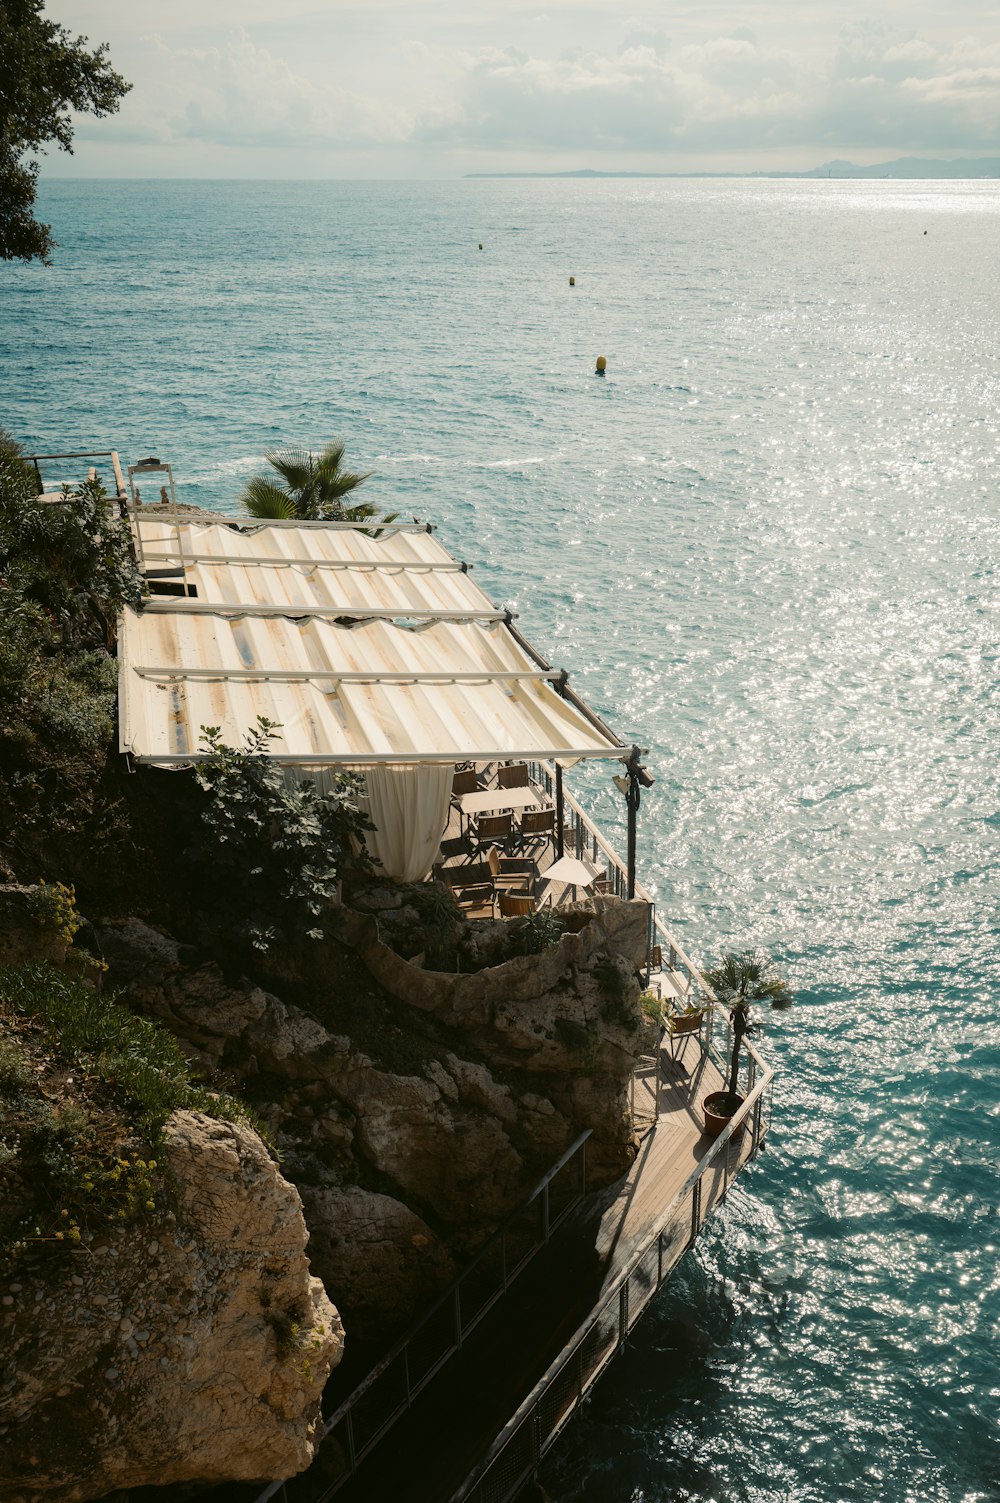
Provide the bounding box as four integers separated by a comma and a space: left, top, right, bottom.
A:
624, 744, 654, 901
555, 763, 565, 859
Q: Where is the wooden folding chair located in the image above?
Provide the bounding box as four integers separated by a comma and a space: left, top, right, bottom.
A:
441, 855, 496, 891
499, 890, 536, 917
495, 855, 537, 893
496, 763, 530, 790
517, 807, 555, 852
470, 812, 513, 856
452, 768, 480, 798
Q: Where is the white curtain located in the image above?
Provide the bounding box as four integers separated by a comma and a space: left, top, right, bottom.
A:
364, 763, 453, 883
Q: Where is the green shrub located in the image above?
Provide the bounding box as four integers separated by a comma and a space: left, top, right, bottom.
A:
0, 459, 143, 652
508, 909, 565, 957
0, 456, 129, 852
191, 718, 373, 951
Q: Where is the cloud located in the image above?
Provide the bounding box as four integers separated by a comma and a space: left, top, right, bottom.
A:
51, 7, 1000, 171
94, 29, 415, 151
410, 24, 1000, 154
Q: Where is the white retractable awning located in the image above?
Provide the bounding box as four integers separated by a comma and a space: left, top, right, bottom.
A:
134, 519, 495, 618
119, 514, 624, 768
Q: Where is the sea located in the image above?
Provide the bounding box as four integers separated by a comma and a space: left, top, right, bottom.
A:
3, 177, 998, 1503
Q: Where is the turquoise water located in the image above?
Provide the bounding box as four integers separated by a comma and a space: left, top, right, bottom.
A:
4, 178, 999, 1502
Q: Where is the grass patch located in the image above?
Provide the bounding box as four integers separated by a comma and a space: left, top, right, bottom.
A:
0, 962, 269, 1264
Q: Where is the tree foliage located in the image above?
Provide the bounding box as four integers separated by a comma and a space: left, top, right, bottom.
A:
0, 445, 142, 846
0, 447, 143, 650
0, 0, 130, 264
240, 442, 397, 528
191, 718, 373, 952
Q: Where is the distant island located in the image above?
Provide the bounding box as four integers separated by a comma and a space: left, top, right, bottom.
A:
467, 156, 1000, 180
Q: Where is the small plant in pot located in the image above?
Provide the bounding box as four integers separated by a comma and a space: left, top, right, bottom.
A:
700, 949, 792, 1139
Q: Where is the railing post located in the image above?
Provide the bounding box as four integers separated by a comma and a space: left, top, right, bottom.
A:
689, 1181, 702, 1248
752, 1092, 763, 1157
454, 1285, 463, 1348
541, 1182, 550, 1243
619, 1282, 629, 1343
531, 1408, 543, 1465
346, 1410, 357, 1474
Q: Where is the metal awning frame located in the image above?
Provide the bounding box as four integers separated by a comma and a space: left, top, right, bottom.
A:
132, 666, 563, 684
138, 552, 470, 573
139, 600, 510, 622
135, 510, 434, 533
128, 747, 627, 766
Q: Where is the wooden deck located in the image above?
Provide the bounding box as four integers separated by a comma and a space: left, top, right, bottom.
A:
276, 1030, 763, 1503
592, 1036, 753, 1282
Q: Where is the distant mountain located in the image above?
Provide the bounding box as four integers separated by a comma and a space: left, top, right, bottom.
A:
806, 156, 1000, 179
466, 157, 1000, 181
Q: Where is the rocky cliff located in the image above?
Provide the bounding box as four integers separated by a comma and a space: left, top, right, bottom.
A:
2, 881, 652, 1501
0, 1111, 343, 1503
95, 890, 652, 1339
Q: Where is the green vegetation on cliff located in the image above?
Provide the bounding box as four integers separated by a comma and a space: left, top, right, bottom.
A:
0, 957, 267, 1264
0, 435, 142, 876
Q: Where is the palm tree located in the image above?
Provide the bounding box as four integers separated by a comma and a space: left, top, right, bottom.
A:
703, 949, 793, 1103
239, 442, 391, 525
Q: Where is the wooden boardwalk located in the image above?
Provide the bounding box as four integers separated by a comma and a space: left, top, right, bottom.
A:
271, 1029, 764, 1503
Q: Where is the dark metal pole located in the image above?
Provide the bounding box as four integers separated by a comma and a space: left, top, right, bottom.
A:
555, 762, 565, 858
623, 744, 651, 901
626, 746, 641, 899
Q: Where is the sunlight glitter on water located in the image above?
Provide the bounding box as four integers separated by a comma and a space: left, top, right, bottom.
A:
5, 175, 999, 1503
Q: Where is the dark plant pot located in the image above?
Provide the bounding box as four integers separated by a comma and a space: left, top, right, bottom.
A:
702, 1090, 746, 1139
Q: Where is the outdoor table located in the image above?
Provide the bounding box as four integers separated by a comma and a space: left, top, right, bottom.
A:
539, 854, 600, 906
458, 787, 543, 817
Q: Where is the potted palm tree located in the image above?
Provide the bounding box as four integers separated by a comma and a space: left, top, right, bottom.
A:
700, 949, 792, 1138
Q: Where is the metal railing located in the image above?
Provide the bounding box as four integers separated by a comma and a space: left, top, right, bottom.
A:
527, 760, 711, 1006
451, 1046, 774, 1503
23, 449, 127, 501
253, 1132, 591, 1503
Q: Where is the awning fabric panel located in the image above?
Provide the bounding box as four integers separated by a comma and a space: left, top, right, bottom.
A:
119, 610, 622, 765
135, 521, 496, 616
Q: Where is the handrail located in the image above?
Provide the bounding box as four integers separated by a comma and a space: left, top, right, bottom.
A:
533, 761, 711, 1000
252, 1131, 592, 1503
23, 449, 127, 500
451, 1057, 775, 1503
323, 1130, 590, 1432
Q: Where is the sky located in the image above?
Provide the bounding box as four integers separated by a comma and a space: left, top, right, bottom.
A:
42, 1, 1000, 177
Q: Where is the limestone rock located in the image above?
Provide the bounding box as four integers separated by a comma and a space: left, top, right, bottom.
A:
95, 918, 338, 1077
0, 1111, 343, 1502
300, 1185, 455, 1341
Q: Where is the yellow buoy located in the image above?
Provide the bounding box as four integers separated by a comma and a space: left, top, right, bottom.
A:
595, 355, 607, 375
569, 276, 575, 286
